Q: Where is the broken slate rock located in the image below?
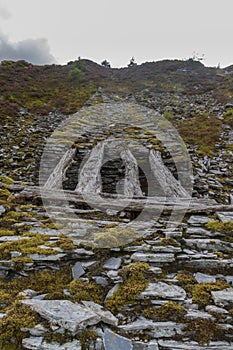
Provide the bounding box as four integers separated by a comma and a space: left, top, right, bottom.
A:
103, 329, 132, 350
140, 282, 186, 300
82, 300, 118, 326
22, 300, 100, 333
131, 253, 175, 263
211, 288, 233, 306
104, 257, 122, 270
72, 262, 85, 279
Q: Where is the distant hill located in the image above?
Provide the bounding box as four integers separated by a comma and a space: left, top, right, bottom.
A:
0, 58, 233, 118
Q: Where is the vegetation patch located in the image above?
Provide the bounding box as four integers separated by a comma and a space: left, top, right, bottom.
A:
178, 114, 222, 156
143, 301, 186, 322
68, 279, 104, 304
105, 262, 149, 314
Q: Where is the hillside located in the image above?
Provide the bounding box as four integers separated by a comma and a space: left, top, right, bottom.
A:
1, 58, 233, 350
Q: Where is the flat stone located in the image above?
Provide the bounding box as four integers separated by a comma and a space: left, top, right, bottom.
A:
72, 262, 85, 279
194, 272, 216, 283
104, 257, 122, 270
0, 313, 6, 319
186, 310, 214, 320
22, 336, 44, 349
103, 328, 132, 350
216, 212, 233, 223
28, 253, 66, 261
18, 289, 38, 298
120, 319, 184, 338
93, 276, 109, 287
41, 340, 81, 350
131, 253, 175, 263
212, 288, 233, 306
187, 216, 213, 226
133, 340, 159, 350
206, 305, 229, 315
158, 340, 233, 349
82, 300, 118, 326
22, 300, 100, 333
140, 282, 186, 300
151, 246, 182, 253
186, 227, 222, 237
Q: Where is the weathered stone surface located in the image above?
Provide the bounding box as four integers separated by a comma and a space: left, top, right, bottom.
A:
194, 272, 216, 283
140, 282, 186, 300
216, 212, 233, 223
131, 253, 175, 263
186, 310, 214, 320
22, 337, 43, 349
82, 301, 118, 326
28, 253, 66, 262
212, 288, 233, 306
22, 300, 100, 333
187, 216, 213, 226
104, 257, 122, 270
206, 305, 229, 315
103, 328, 132, 350
72, 262, 85, 279
158, 340, 233, 349
120, 319, 184, 338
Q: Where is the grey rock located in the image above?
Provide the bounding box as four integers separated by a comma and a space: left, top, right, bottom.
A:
72, 262, 85, 279
131, 253, 175, 263
103, 328, 132, 350
22, 336, 44, 349
42, 340, 81, 350
151, 245, 182, 253
28, 253, 66, 261
0, 205, 5, 216
158, 340, 233, 349
29, 324, 48, 336
104, 257, 122, 270
93, 276, 109, 287
22, 300, 100, 333
194, 272, 216, 283
141, 282, 186, 300
0, 313, 6, 319
105, 284, 119, 301
212, 288, 233, 306
186, 310, 214, 320
82, 301, 118, 326
147, 340, 159, 350
206, 305, 229, 315
187, 216, 213, 226
18, 289, 38, 298
216, 212, 233, 222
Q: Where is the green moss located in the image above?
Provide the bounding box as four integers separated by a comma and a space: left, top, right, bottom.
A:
185, 318, 223, 345
176, 271, 197, 293
0, 301, 38, 349
79, 329, 99, 350
52, 234, 76, 250
0, 189, 11, 200
68, 279, 104, 304
0, 229, 16, 237
205, 220, 233, 234
0, 234, 57, 260
0, 176, 14, 188
192, 280, 230, 308
12, 256, 33, 271
158, 238, 179, 246
143, 301, 186, 322
94, 228, 138, 248
105, 262, 149, 314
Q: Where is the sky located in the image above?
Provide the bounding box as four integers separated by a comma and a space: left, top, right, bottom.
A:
0, 0, 232, 68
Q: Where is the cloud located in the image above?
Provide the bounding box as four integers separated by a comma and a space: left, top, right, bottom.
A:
0, 32, 56, 65
0, 7, 11, 20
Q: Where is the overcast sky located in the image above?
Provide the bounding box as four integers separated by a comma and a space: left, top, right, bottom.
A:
0, 0, 232, 67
